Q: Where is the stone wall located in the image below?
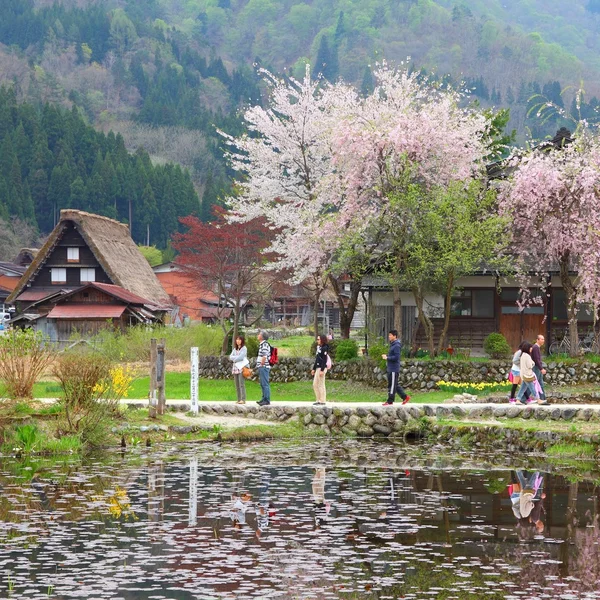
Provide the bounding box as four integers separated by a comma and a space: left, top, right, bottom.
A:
198, 356, 600, 389
157, 402, 600, 445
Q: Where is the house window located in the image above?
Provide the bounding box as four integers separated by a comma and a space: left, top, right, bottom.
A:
553, 289, 592, 321
80, 268, 95, 283
51, 268, 66, 284
450, 290, 471, 316
472, 290, 494, 318
450, 289, 495, 318
67, 247, 80, 263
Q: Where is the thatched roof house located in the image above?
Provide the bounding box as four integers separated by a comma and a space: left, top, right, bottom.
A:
8, 210, 171, 307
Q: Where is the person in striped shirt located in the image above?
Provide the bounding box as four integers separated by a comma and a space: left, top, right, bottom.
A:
256, 330, 271, 406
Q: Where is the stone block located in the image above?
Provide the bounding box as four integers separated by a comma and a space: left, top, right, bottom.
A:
347, 415, 362, 430
356, 425, 375, 437
363, 414, 378, 427
561, 408, 578, 421
373, 424, 392, 436
312, 414, 326, 425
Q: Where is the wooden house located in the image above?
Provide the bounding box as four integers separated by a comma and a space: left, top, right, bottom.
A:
153, 262, 228, 323
363, 274, 595, 353
7, 210, 171, 342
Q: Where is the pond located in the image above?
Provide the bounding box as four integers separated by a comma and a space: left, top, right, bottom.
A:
1, 440, 599, 599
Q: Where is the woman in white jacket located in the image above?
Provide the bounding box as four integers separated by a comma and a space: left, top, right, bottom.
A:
516, 343, 540, 405
229, 336, 249, 404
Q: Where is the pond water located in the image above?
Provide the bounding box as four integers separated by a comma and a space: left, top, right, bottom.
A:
1, 440, 600, 599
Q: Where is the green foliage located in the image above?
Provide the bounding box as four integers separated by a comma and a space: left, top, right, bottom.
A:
368, 339, 388, 370
0, 88, 200, 247
0, 0, 597, 240
87, 324, 223, 362
137, 245, 164, 266
483, 332, 512, 359
52, 353, 115, 446
0, 329, 54, 399
334, 339, 359, 361
245, 336, 259, 358
14, 424, 40, 453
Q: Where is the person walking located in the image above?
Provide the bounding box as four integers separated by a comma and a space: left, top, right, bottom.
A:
256, 330, 271, 406
508, 342, 530, 404
531, 334, 549, 405
515, 342, 541, 404
311, 334, 330, 406
229, 335, 249, 405
382, 329, 410, 406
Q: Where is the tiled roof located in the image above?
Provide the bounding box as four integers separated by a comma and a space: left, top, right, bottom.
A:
47, 304, 127, 319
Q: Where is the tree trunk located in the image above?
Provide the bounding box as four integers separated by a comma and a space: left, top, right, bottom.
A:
413, 287, 435, 356
436, 272, 454, 355
560, 253, 579, 356
313, 290, 321, 337
393, 284, 402, 340
329, 274, 362, 339
233, 297, 240, 344
220, 325, 233, 355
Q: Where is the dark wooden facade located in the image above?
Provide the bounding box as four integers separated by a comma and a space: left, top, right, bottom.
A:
26, 223, 111, 291
370, 279, 597, 351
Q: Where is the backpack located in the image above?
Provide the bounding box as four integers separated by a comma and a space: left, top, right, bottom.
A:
268, 344, 278, 366
326, 353, 332, 370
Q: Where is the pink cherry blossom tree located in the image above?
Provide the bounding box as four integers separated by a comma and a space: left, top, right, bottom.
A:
499, 129, 600, 355
223, 62, 498, 340
221, 66, 366, 337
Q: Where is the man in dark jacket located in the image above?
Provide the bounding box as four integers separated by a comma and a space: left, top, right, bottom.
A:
531, 334, 548, 405
381, 330, 410, 406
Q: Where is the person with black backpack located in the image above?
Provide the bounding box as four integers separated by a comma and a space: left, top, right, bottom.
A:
311, 334, 330, 405
256, 330, 272, 406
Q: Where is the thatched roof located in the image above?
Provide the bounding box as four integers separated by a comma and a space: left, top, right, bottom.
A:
7, 210, 171, 306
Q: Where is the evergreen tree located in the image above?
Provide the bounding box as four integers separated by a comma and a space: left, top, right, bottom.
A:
361, 66, 375, 97
313, 35, 338, 82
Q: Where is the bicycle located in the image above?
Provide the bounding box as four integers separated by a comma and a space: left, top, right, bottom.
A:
548, 331, 595, 355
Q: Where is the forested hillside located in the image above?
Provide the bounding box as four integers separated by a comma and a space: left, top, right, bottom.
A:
0, 87, 198, 248
2, 0, 600, 246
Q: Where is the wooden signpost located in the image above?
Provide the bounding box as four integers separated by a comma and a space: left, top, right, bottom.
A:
149, 337, 166, 417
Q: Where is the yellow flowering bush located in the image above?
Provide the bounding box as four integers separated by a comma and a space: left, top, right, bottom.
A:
92, 485, 137, 521
92, 365, 134, 399
438, 380, 510, 395
53, 354, 137, 445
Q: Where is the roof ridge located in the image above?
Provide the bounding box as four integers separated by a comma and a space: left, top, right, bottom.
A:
60, 209, 130, 231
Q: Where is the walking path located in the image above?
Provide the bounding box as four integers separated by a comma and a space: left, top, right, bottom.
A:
117, 398, 600, 410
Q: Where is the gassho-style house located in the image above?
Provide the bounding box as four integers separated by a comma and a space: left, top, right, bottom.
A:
7, 210, 172, 343
363, 274, 594, 353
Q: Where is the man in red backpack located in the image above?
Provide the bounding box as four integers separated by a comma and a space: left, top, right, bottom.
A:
256, 330, 272, 406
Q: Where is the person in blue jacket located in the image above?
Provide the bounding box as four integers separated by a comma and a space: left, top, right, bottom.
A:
381, 330, 410, 406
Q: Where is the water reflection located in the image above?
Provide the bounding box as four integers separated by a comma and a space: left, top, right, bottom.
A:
0, 442, 599, 599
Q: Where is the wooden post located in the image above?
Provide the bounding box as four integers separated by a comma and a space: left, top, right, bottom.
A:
157, 337, 166, 415
149, 338, 158, 418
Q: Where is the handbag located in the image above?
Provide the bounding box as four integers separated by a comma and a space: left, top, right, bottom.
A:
513, 375, 521, 385
242, 366, 252, 379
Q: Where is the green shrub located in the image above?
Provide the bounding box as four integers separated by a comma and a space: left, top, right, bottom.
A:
53, 353, 135, 446
87, 323, 223, 361
483, 333, 512, 359
368, 340, 388, 370
335, 339, 359, 361
245, 335, 259, 358
15, 424, 40, 453
0, 329, 54, 399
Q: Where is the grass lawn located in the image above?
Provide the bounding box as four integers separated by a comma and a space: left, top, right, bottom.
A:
34, 373, 450, 403
275, 335, 314, 357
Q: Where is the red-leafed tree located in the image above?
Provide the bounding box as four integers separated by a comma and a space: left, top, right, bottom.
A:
173, 208, 274, 354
